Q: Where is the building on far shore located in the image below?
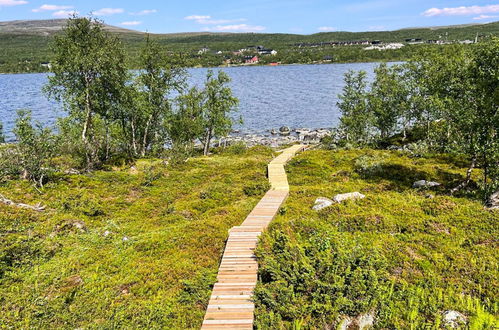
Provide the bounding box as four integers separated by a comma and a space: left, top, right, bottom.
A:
244, 55, 259, 64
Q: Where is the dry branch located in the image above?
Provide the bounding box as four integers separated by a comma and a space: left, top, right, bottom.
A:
0, 193, 46, 212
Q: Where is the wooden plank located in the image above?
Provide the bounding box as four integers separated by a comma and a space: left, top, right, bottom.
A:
201, 145, 305, 329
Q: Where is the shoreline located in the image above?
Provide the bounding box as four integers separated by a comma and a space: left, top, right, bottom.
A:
0, 59, 400, 75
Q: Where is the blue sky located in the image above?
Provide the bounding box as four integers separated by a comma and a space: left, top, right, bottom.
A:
1, 0, 498, 34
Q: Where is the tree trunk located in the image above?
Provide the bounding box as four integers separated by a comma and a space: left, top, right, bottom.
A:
131, 118, 138, 156
203, 129, 212, 156
82, 79, 93, 167
141, 114, 153, 157
450, 156, 477, 195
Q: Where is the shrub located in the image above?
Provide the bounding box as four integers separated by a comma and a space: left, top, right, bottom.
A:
0, 110, 55, 186
0, 121, 5, 143
243, 182, 270, 196
353, 154, 386, 178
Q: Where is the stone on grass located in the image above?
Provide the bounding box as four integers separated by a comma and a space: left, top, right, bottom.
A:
72, 220, 87, 233
333, 192, 366, 203
312, 197, 333, 211
442, 310, 467, 328
357, 312, 375, 329
487, 190, 499, 210
413, 180, 441, 188
103, 230, 111, 237
337, 313, 375, 330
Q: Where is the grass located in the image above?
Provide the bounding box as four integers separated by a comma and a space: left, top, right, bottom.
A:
0, 146, 274, 328
254, 149, 498, 329
1, 146, 497, 329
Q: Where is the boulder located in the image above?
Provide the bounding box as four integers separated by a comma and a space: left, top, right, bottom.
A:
413, 180, 441, 188
333, 192, 366, 203
337, 313, 374, 330
442, 310, 467, 328
270, 129, 277, 135
279, 126, 290, 133
487, 190, 499, 210
357, 313, 375, 329
312, 197, 333, 211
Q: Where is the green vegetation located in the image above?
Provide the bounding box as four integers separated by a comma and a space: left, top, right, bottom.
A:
254, 149, 498, 328
0, 145, 274, 328
335, 38, 499, 201
1, 19, 498, 73
0, 16, 497, 330
32, 17, 238, 172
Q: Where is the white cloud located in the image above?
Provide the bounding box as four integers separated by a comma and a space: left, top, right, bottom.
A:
120, 21, 142, 26
32, 4, 72, 12
422, 5, 499, 17
185, 14, 246, 24
52, 9, 78, 18
185, 15, 210, 21
92, 8, 124, 16
203, 24, 266, 32
473, 14, 499, 20
0, 0, 28, 7
318, 26, 337, 32
130, 9, 157, 15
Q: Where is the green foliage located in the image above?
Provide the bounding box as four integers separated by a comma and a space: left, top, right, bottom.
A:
2, 21, 499, 73
243, 182, 271, 196
337, 70, 371, 146
45, 16, 129, 169
0, 121, 5, 143
0, 146, 273, 328
201, 70, 239, 155
0, 110, 54, 186
167, 87, 204, 161
337, 38, 499, 200
126, 35, 187, 157
254, 149, 499, 329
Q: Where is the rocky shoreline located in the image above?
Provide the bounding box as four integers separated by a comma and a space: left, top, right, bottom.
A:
220, 126, 332, 147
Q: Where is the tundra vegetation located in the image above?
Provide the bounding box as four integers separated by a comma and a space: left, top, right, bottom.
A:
0, 16, 498, 330
254, 38, 498, 329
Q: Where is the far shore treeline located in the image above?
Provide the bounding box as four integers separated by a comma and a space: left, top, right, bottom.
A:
0, 16, 497, 205
1, 19, 499, 74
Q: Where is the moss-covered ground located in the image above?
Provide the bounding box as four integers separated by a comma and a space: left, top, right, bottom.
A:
0, 146, 273, 329
255, 149, 498, 329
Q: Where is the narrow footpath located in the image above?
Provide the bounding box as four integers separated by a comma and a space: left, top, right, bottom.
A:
201, 144, 306, 329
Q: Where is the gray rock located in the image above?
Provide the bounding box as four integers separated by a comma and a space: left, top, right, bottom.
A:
270, 129, 277, 135
122, 236, 130, 242
103, 230, 111, 237
337, 317, 352, 330
312, 197, 333, 211
279, 126, 290, 133
72, 220, 87, 232
337, 313, 374, 330
442, 310, 467, 328
357, 312, 375, 329
333, 192, 366, 203
487, 190, 499, 210
413, 180, 441, 188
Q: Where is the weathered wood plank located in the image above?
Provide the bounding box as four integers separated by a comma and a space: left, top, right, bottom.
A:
201, 145, 305, 329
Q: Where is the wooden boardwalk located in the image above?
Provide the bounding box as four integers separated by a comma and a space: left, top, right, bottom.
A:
202, 145, 306, 329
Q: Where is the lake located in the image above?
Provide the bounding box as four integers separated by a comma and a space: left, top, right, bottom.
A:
0, 63, 379, 141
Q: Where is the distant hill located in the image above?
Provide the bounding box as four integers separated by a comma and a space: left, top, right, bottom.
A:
0, 19, 498, 73
0, 19, 142, 36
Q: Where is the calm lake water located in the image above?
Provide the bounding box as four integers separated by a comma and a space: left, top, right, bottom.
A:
0, 63, 379, 141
